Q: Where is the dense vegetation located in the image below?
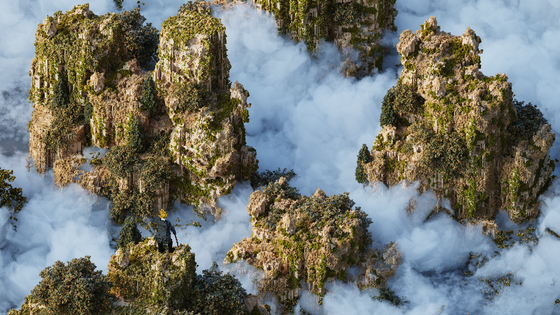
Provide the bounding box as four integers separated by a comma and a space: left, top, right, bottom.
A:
404, 120, 469, 178
116, 216, 143, 249
139, 75, 158, 116
8, 256, 114, 315
174, 81, 210, 113
0, 168, 27, 231
506, 99, 548, 150
355, 144, 372, 184
250, 167, 298, 190
118, 8, 159, 70
44, 71, 88, 154
380, 83, 424, 128
187, 263, 248, 315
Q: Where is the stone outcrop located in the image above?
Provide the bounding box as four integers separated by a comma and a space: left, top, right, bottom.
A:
362, 16, 556, 223
224, 178, 402, 309
248, 0, 398, 77
27, 3, 258, 219
108, 237, 197, 313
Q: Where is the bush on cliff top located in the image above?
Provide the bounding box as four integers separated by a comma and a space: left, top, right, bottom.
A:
118, 8, 159, 70
21, 256, 114, 315
187, 264, 248, 315
116, 216, 143, 250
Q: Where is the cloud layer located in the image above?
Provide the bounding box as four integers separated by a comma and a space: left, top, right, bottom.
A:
1, 0, 560, 314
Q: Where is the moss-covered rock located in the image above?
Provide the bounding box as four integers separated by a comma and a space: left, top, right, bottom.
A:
363, 16, 556, 223
224, 177, 402, 311
28, 3, 258, 221
250, 0, 397, 77
108, 237, 197, 312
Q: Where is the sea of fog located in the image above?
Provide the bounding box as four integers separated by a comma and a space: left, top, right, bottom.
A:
1, 0, 560, 314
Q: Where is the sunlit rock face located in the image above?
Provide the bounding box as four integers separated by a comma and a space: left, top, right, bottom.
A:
249, 0, 397, 77
27, 3, 258, 218
362, 16, 556, 223
224, 178, 402, 310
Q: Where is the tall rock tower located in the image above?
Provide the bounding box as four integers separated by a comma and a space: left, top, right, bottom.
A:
360, 17, 556, 223
27, 3, 258, 221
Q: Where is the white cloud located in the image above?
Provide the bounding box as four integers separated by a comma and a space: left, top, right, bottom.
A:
2, 0, 560, 314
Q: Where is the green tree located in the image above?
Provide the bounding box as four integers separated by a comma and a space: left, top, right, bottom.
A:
250, 167, 298, 190
126, 116, 145, 154
29, 256, 114, 315
139, 156, 172, 194
392, 82, 424, 114
0, 168, 27, 231
355, 144, 372, 184
372, 287, 408, 306
147, 131, 171, 157
116, 216, 143, 249
140, 75, 158, 116
332, 2, 365, 25
103, 145, 139, 179
380, 83, 424, 128
380, 86, 398, 127
83, 96, 93, 125
50, 71, 70, 112
118, 8, 159, 70
507, 99, 548, 147
187, 266, 247, 315
44, 71, 85, 153
174, 82, 210, 113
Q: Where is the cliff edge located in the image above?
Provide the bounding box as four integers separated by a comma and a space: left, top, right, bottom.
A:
357, 16, 556, 223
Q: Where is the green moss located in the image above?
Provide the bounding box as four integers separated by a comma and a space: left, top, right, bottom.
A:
422, 47, 439, 54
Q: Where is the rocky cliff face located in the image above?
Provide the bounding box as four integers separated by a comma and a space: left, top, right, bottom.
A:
360, 17, 556, 223
249, 0, 397, 77
157, 2, 258, 216
27, 3, 258, 219
224, 177, 402, 310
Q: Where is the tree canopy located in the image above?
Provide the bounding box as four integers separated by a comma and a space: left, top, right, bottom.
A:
29, 256, 114, 315
0, 168, 27, 231
355, 144, 372, 184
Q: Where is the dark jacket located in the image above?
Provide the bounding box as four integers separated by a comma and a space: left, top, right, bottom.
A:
155, 219, 176, 243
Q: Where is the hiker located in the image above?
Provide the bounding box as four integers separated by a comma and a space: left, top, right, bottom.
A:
155, 209, 177, 253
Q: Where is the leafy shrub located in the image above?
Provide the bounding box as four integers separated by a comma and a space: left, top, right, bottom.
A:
355, 144, 372, 184
507, 99, 548, 146
147, 131, 171, 157
372, 287, 408, 306
83, 96, 93, 125
393, 83, 425, 114
405, 121, 468, 178
187, 267, 247, 315
380, 86, 398, 127
44, 71, 85, 153
139, 156, 172, 194
103, 145, 139, 179
380, 83, 425, 128
174, 82, 210, 113
29, 256, 114, 315
139, 75, 158, 116
333, 2, 365, 25
50, 71, 70, 112
0, 168, 27, 231
251, 167, 298, 190
117, 8, 159, 70
126, 116, 145, 153
116, 216, 143, 249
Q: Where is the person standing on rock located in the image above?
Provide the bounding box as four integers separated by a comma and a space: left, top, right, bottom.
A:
156, 209, 177, 253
